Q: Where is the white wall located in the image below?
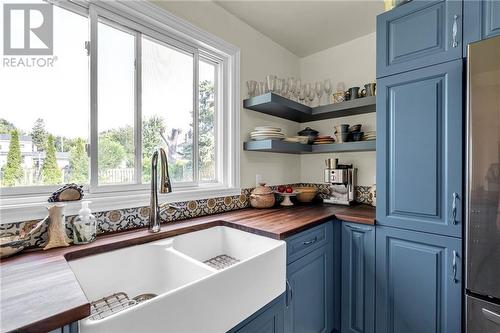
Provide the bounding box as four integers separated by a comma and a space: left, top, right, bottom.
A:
153, 1, 301, 188
299, 33, 377, 186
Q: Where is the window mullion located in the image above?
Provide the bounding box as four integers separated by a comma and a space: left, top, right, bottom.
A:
193, 51, 200, 185
89, 5, 99, 191
134, 31, 142, 185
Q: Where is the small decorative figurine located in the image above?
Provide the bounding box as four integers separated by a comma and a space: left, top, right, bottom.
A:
48, 183, 84, 202
44, 203, 71, 250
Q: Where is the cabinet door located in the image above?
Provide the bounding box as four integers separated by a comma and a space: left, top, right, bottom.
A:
464, 0, 500, 51
376, 59, 463, 237
234, 296, 285, 333
341, 223, 375, 333
375, 226, 462, 333
285, 245, 333, 333
377, 0, 462, 78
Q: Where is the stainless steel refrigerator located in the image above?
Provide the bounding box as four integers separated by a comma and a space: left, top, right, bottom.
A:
465, 35, 500, 332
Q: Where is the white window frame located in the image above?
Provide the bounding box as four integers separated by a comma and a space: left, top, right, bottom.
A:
0, 0, 240, 223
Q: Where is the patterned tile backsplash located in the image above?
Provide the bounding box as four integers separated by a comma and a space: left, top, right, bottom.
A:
0, 184, 375, 250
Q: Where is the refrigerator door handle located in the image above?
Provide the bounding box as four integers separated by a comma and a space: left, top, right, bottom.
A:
452, 192, 459, 225
482, 308, 500, 325
452, 250, 458, 283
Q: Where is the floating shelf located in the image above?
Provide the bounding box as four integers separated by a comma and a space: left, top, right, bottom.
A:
243, 93, 376, 123
243, 140, 376, 154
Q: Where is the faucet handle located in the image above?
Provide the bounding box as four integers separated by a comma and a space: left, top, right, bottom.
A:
159, 202, 181, 214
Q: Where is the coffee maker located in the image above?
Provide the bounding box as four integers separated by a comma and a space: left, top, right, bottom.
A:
323, 158, 356, 205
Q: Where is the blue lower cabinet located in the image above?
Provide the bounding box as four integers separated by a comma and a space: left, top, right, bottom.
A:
285, 222, 334, 333
375, 226, 462, 333
229, 294, 285, 333
341, 222, 375, 333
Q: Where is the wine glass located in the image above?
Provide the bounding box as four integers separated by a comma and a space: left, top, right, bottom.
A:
337, 81, 346, 93
266, 75, 276, 94
246, 80, 257, 98
299, 85, 306, 105
308, 89, 315, 106
282, 83, 289, 98
288, 77, 295, 95
315, 81, 324, 106
324, 79, 332, 104
275, 78, 283, 96
258, 81, 266, 95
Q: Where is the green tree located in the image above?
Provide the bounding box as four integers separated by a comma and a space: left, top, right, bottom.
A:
98, 136, 126, 170
69, 138, 88, 183
142, 116, 167, 182
198, 80, 215, 180
41, 135, 62, 184
101, 126, 134, 167
31, 118, 47, 152
0, 119, 16, 135
2, 130, 23, 186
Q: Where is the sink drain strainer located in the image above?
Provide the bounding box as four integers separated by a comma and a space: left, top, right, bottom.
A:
89, 292, 157, 320
203, 254, 240, 270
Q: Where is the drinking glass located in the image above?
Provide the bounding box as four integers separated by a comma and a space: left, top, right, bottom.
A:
288, 77, 295, 95
299, 85, 306, 104
308, 89, 315, 106
324, 79, 332, 104
315, 81, 324, 106
282, 83, 289, 98
266, 75, 276, 93
246, 80, 257, 98
258, 81, 266, 95
275, 78, 283, 96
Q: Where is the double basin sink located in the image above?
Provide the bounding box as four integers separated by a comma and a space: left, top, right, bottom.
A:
68, 226, 286, 333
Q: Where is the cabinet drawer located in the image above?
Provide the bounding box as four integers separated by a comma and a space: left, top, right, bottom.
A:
377, 0, 462, 77
286, 223, 330, 264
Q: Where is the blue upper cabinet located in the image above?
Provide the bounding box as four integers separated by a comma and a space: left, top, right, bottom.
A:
341, 223, 375, 333
375, 226, 462, 333
464, 0, 500, 51
377, 0, 463, 78
376, 59, 463, 237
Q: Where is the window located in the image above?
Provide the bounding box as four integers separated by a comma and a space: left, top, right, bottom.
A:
0, 0, 240, 220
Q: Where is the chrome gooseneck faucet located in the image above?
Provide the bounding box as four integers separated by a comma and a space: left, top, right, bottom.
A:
149, 147, 172, 233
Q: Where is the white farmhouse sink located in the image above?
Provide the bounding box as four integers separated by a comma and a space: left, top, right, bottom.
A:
68, 226, 286, 333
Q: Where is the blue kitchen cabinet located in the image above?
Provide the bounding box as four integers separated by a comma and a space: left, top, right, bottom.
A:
284, 222, 335, 333
341, 222, 375, 333
464, 0, 500, 51
375, 226, 462, 333
377, 0, 462, 78
376, 59, 463, 237
229, 294, 285, 333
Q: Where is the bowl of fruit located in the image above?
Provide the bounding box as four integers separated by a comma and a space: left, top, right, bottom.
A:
275, 185, 299, 206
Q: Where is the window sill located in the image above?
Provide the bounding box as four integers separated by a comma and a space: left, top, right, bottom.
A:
0, 186, 241, 224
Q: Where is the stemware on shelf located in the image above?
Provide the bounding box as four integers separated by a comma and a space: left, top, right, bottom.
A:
246, 80, 257, 98
323, 79, 332, 105
299, 85, 306, 105
307, 88, 315, 107
266, 75, 276, 94
275, 78, 283, 96
315, 81, 324, 107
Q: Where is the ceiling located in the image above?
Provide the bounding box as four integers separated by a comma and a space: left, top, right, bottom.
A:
215, 1, 384, 57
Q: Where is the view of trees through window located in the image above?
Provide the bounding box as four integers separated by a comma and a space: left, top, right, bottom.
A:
0, 4, 217, 190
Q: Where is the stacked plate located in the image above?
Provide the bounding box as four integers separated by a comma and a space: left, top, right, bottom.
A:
250, 126, 285, 141
363, 131, 376, 141
313, 136, 335, 144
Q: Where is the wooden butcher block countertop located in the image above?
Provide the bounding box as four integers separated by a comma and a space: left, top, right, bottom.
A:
0, 204, 375, 333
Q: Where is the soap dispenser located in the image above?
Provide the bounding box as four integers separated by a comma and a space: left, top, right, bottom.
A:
72, 201, 97, 244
